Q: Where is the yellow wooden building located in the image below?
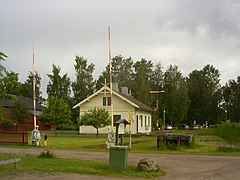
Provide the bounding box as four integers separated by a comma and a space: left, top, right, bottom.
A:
73, 84, 153, 134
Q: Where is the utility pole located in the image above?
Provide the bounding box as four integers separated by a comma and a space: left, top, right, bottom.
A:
150, 90, 164, 131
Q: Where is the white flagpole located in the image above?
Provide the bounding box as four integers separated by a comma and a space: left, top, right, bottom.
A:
32, 44, 37, 130
108, 26, 114, 130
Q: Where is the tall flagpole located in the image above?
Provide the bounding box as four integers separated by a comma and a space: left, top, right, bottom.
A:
32, 44, 37, 130
108, 26, 114, 130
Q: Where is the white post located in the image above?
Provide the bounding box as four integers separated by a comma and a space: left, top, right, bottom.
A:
108, 26, 114, 131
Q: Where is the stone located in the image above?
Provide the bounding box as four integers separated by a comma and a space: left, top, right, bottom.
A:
219, 144, 240, 152
137, 158, 160, 172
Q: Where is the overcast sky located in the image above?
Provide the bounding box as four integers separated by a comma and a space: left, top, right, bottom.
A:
1, 0, 240, 98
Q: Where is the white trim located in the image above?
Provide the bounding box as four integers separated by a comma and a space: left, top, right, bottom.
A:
73, 86, 139, 109
73, 86, 106, 109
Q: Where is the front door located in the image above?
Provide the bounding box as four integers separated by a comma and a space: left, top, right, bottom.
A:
136, 115, 138, 133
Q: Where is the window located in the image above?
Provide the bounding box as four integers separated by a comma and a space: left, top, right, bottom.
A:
140, 115, 143, 127
103, 97, 111, 106
145, 116, 147, 126
108, 97, 111, 106
148, 116, 150, 127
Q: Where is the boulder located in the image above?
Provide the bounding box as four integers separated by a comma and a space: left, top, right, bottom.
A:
137, 158, 160, 172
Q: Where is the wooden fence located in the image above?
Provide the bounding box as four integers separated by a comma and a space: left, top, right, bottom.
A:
0, 132, 28, 145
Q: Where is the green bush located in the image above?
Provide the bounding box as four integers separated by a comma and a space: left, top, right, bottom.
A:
217, 122, 240, 144
1, 119, 14, 126
167, 142, 178, 150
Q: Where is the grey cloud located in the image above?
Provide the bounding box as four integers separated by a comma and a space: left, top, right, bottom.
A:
0, 0, 240, 98
155, 0, 240, 39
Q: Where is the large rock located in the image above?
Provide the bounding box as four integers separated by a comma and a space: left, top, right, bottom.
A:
137, 158, 160, 172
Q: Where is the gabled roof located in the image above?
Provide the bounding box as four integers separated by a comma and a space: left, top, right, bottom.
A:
115, 119, 130, 125
117, 92, 154, 112
73, 85, 154, 112
0, 96, 43, 111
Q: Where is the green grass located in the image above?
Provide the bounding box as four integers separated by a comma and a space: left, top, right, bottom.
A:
217, 122, 240, 145
1, 128, 240, 178
48, 135, 107, 150
0, 153, 165, 179
1, 128, 239, 156
128, 128, 240, 155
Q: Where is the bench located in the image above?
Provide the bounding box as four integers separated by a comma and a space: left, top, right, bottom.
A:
0, 158, 21, 170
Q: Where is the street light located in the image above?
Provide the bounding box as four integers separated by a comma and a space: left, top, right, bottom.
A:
150, 90, 165, 131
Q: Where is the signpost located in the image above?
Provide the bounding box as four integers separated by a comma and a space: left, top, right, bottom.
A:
150, 90, 164, 130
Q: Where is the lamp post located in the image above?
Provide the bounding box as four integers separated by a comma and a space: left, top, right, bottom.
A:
150, 90, 164, 131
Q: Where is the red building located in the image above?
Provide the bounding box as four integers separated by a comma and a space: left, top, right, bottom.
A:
0, 96, 54, 131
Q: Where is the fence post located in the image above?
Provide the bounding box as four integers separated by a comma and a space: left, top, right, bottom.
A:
22, 132, 24, 145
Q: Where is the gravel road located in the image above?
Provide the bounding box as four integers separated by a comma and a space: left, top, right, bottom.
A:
1, 147, 240, 180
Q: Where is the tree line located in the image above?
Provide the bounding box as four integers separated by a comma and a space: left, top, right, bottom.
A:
0, 52, 239, 130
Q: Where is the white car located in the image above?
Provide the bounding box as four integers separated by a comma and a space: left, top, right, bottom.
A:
165, 125, 173, 130
190, 125, 199, 130
181, 124, 189, 130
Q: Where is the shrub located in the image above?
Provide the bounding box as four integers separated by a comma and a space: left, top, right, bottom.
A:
2, 119, 14, 126
217, 122, 240, 144
38, 151, 54, 158
167, 141, 178, 150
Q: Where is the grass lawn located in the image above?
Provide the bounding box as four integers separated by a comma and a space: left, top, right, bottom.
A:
1, 128, 239, 155
1, 128, 239, 178
0, 153, 165, 179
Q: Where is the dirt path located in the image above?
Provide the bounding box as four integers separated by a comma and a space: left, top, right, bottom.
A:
1, 147, 240, 180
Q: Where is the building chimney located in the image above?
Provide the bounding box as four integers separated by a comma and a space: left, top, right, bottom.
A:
112, 82, 119, 92
121, 87, 129, 96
